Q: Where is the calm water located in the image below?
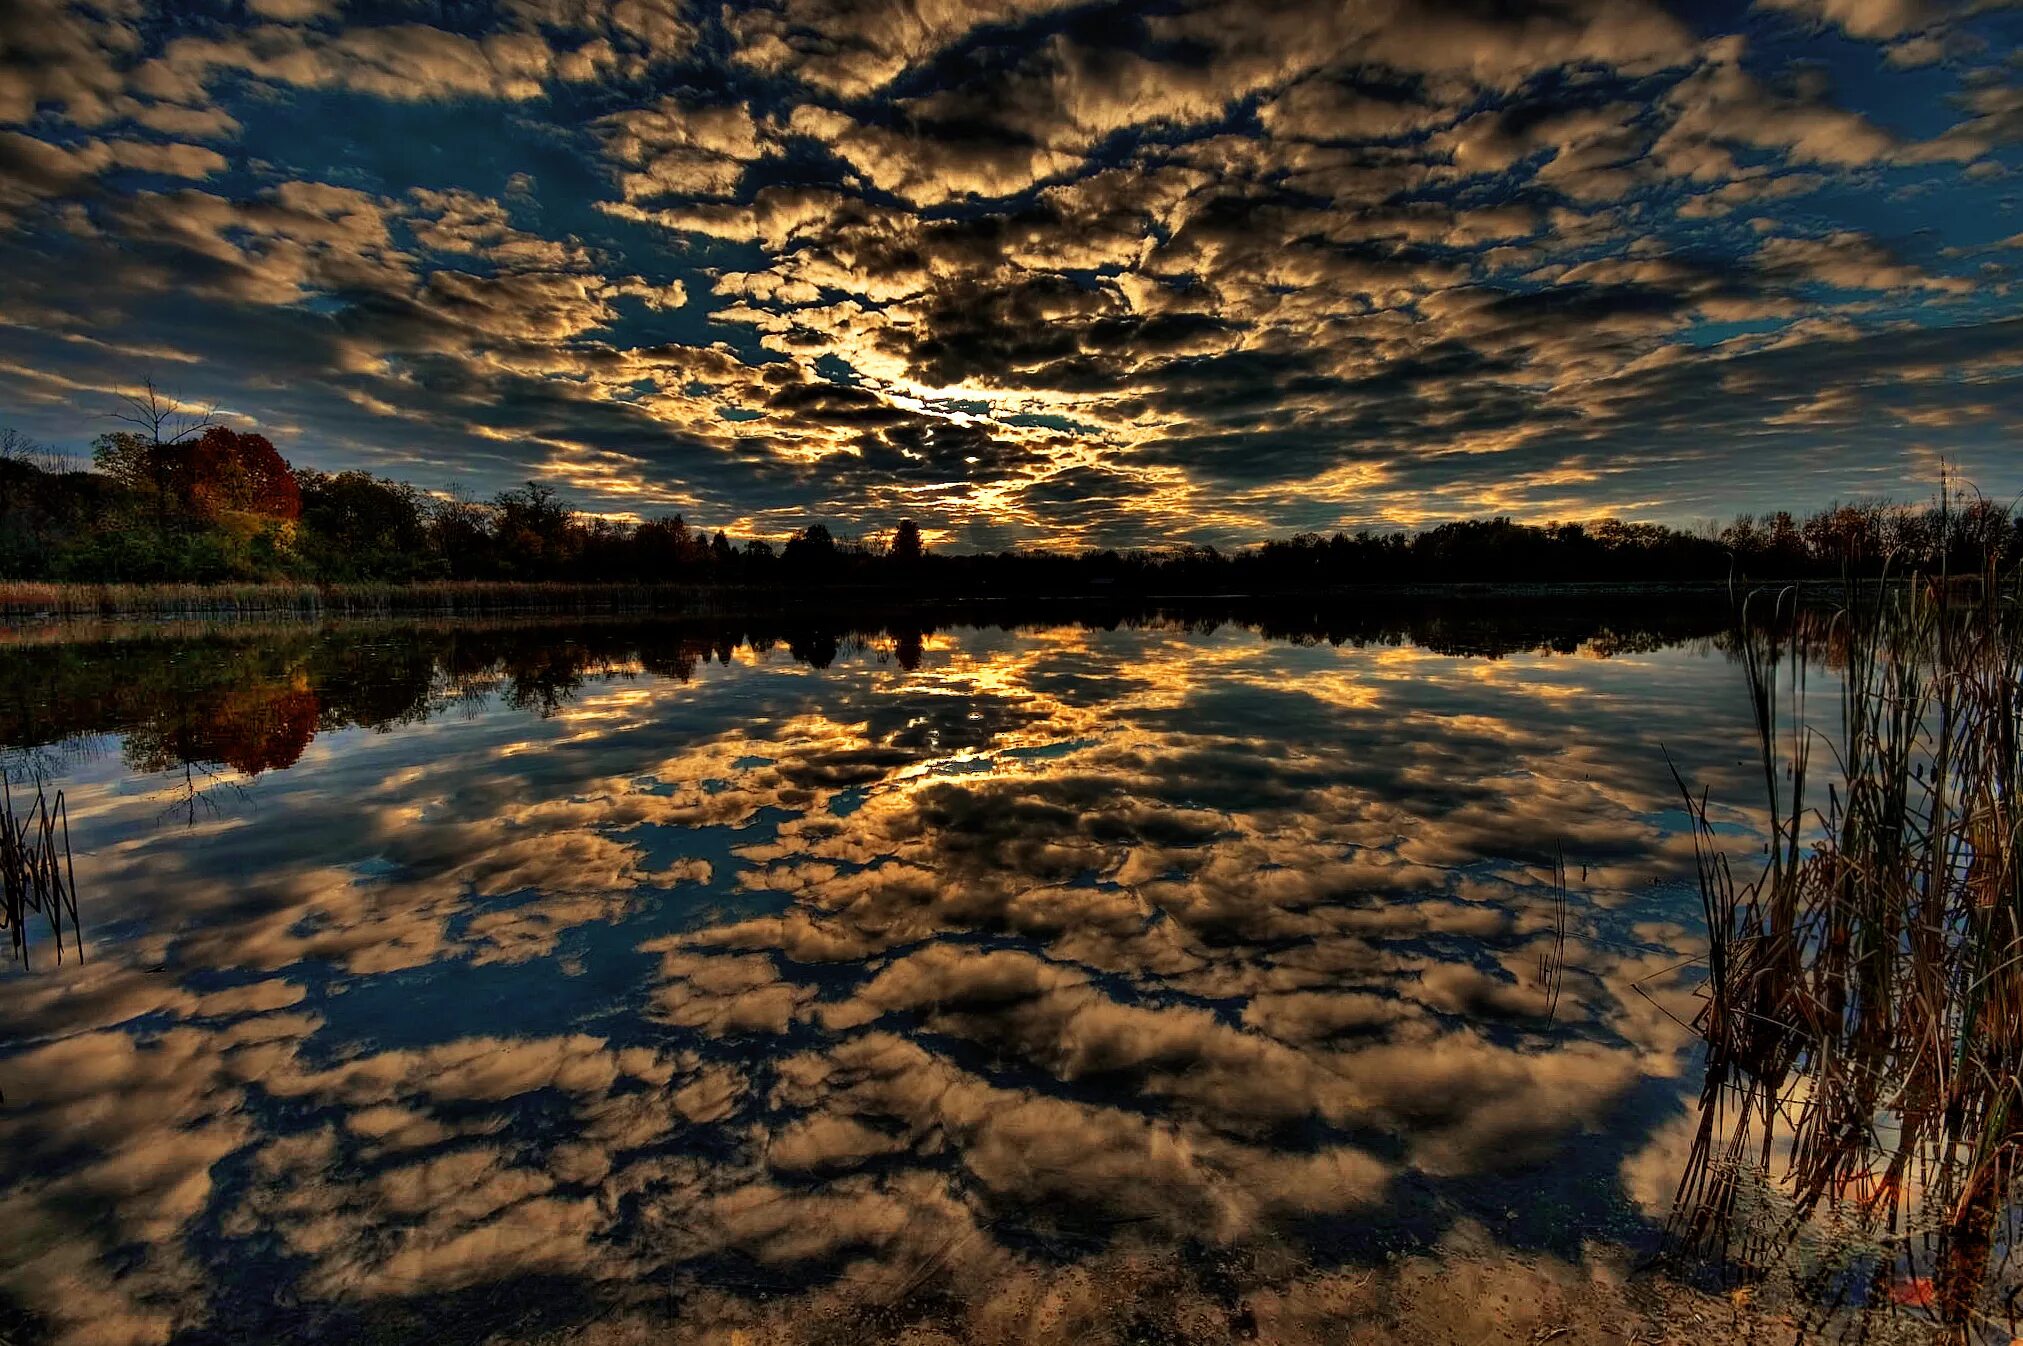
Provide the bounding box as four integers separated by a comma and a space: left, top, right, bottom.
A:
0, 604, 1766, 1344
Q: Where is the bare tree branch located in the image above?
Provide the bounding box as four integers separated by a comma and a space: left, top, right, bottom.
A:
0, 427, 74, 474
107, 377, 216, 449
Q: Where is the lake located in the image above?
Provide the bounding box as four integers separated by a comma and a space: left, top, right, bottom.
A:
0, 601, 1770, 1345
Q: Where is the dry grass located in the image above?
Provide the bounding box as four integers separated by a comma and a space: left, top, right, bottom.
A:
0, 775, 81, 970
0, 580, 724, 619
1671, 557, 2023, 1339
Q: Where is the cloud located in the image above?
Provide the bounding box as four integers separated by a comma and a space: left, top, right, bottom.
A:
0, 0, 140, 128
727, 0, 1076, 97
0, 613, 1813, 1342
599, 99, 782, 201
1655, 47, 1910, 174
1757, 229, 1977, 293
0, 0, 2015, 543
154, 23, 623, 103
0, 130, 227, 222
1758, 0, 1942, 40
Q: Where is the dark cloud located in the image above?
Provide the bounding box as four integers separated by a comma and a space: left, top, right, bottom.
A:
0, 0, 2017, 540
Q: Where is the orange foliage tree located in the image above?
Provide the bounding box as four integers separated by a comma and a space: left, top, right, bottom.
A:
169, 427, 302, 521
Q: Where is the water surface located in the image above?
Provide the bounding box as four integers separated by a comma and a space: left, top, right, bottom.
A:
0, 604, 1761, 1344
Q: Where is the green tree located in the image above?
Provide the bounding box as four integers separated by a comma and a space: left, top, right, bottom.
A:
295, 469, 437, 580
91, 431, 153, 492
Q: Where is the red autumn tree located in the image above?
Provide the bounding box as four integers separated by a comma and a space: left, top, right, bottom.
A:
171, 426, 302, 521
203, 681, 320, 774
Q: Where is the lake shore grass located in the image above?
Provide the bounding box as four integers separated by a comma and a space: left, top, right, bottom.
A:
1674, 567, 2023, 1338
0, 576, 1763, 621
0, 579, 736, 620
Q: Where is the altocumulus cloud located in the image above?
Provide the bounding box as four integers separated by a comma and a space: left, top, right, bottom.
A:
0, 0, 2019, 546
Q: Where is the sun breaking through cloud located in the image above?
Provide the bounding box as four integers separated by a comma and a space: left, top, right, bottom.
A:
1, 0, 2020, 547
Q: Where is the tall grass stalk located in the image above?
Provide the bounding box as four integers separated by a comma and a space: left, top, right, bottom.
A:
0, 776, 82, 970
1671, 556, 2023, 1338
0, 580, 732, 620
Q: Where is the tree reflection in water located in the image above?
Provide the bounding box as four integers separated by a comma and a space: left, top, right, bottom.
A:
0, 597, 1825, 1346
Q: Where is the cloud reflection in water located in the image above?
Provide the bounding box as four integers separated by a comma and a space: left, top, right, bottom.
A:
0, 608, 1748, 1344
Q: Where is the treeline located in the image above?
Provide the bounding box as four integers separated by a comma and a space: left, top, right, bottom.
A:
1, 415, 2016, 589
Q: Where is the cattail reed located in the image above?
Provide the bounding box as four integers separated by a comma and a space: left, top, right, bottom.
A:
1670, 535, 2023, 1338
0, 775, 83, 969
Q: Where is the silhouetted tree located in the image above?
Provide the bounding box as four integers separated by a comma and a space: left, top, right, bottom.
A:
492, 480, 577, 576
105, 380, 215, 514
890, 519, 924, 564
108, 379, 214, 453
634, 514, 698, 579
782, 523, 836, 573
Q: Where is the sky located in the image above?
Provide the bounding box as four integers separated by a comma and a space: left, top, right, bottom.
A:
0, 0, 2020, 549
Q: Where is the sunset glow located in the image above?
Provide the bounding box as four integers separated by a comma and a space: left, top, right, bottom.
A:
3, 0, 2018, 546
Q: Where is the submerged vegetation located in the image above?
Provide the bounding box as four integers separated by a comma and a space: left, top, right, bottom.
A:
1672, 553, 2023, 1338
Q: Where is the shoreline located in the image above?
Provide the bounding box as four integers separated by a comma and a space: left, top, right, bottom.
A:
0, 577, 1761, 622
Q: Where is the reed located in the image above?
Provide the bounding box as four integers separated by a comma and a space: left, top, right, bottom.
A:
1669, 553, 2023, 1338
0, 580, 729, 620
0, 775, 82, 970
1537, 847, 1571, 1024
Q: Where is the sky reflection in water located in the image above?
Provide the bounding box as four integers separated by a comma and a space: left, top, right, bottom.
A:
0, 609, 1764, 1344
